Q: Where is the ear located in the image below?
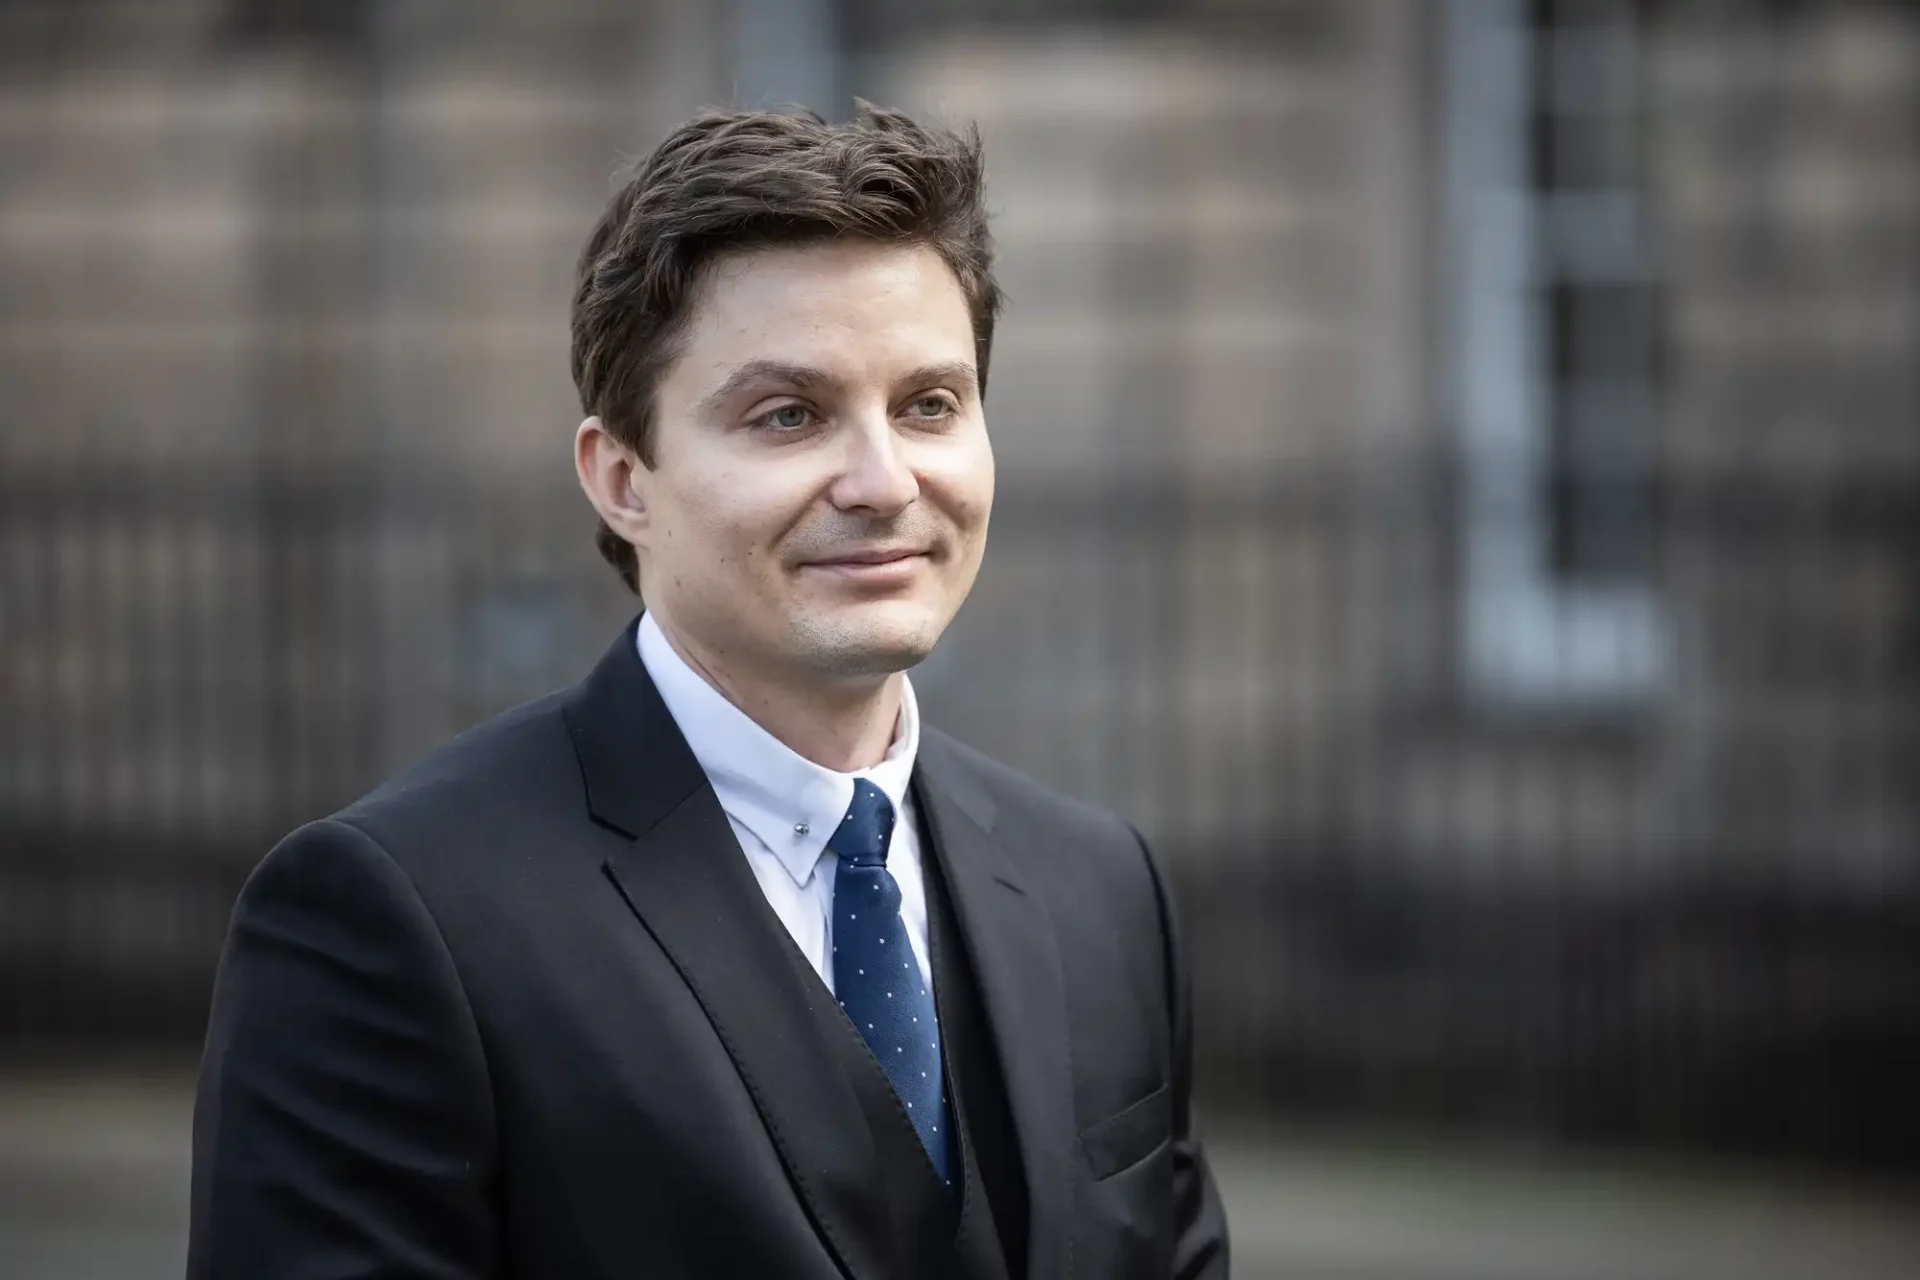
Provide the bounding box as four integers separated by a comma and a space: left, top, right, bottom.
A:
574, 416, 650, 550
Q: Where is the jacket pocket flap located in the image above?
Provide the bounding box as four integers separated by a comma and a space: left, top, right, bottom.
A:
1079, 1083, 1171, 1179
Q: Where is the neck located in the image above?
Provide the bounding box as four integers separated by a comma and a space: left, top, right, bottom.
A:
650, 613, 901, 772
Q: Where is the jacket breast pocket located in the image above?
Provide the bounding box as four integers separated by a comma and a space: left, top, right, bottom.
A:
1078, 1083, 1171, 1180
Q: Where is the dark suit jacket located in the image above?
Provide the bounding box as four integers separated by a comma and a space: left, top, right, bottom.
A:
188, 620, 1229, 1279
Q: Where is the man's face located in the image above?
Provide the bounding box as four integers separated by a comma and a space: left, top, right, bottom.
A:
631, 240, 993, 684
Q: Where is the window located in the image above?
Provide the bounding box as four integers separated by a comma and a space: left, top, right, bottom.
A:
1446, 0, 1665, 709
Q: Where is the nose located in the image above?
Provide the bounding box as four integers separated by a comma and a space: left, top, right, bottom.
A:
829, 415, 919, 516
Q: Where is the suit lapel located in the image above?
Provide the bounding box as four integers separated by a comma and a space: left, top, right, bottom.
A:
563, 620, 896, 1280
914, 731, 1077, 1280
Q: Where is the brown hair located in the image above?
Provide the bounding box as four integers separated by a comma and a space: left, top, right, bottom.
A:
570, 102, 1003, 594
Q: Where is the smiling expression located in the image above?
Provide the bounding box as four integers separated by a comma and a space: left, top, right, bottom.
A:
625, 240, 994, 685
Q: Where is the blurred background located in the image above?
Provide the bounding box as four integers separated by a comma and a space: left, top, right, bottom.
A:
2, 0, 1917, 1275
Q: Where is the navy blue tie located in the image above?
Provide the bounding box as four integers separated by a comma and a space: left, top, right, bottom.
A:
831, 779, 951, 1185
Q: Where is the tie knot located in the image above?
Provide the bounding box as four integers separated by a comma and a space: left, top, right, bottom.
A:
833, 779, 895, 868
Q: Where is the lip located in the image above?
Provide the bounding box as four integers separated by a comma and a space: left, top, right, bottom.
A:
801, 549, 930, 585
807, 547, 930, 567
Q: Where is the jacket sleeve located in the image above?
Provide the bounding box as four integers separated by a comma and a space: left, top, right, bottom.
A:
1134, 825, 1231, 1279
188, 817, 499, 1279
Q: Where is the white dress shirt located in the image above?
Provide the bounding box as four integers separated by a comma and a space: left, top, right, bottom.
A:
637, 613, 932, 995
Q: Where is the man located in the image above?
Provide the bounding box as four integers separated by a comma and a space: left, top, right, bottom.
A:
189, 104, 1228, 1279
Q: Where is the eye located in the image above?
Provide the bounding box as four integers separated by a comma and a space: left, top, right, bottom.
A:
758, 404, 814, 433
906, 394, 955, 421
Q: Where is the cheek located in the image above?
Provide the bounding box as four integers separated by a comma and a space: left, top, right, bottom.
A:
930, 435, 994, 531
667, 470, 803, 572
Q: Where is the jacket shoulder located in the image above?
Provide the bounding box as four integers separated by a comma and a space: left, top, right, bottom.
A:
919, 726, 1154, 882
322, 688, 581, 875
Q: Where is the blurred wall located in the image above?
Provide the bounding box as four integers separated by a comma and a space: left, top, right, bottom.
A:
2, 0, 1916, 1172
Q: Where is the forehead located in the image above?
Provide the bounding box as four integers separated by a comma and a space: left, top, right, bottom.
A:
671, 241, 975, 386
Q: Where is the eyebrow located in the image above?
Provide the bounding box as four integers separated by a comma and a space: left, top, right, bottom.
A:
700, 360, 838, 413
901, 361, 980, 398
699, 358, 980, 415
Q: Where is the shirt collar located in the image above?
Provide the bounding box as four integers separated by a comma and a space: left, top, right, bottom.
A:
636, 612, 919, 888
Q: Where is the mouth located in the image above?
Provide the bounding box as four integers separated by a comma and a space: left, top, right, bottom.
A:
800, 546, 933, 585
807, 547, 930, 567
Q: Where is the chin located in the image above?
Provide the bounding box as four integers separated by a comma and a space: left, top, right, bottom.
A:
790, 603, 945, 677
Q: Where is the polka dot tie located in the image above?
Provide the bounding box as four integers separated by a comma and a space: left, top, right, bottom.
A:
831, 779, 951, 1185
